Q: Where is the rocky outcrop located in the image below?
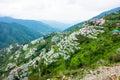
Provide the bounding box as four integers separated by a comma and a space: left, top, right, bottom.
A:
81, 64, 120, 80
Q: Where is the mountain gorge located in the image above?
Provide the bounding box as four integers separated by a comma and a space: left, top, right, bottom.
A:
0, 8, 120, 80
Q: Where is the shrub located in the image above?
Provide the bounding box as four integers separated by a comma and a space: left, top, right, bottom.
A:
70, 56, 81, 69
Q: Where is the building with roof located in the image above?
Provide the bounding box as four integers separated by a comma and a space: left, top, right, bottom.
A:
113, 30, 120, 35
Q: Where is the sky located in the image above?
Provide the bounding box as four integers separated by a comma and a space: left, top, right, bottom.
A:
0, 0, 120, 23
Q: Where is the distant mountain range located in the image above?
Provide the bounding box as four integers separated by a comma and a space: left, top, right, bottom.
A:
64, 7, 120, 32
0, 17, 58, 34
0, 22, 42, 49
0, 17, 71, 49
42, 20, 71, 31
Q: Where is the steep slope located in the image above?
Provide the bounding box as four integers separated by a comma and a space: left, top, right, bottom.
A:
0, 17, 58, 34
42, 20, 71, 31
0, 10, 120, 80
0, 22, 42, 49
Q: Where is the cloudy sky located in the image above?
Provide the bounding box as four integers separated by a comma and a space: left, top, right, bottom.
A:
0, 0, 120, 23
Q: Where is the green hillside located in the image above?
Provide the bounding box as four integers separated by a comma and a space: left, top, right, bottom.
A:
0, 22, 42, 49
0, 11, 120, 80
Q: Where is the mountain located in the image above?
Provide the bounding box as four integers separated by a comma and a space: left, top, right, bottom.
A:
91, 7, 120, 19
42, 20, 71, 31
0, 22, 42, 49
0, 8, 120, 80
0, 17, 58, 34
65, 7, 120, 32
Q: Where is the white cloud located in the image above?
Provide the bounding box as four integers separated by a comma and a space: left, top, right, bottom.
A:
0, 0, 120, 23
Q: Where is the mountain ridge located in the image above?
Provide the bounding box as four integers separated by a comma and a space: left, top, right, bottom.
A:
64, 7, 120, 32
0, 16, 59, 34
91, 7, 120, 19
0, 22, 42, 49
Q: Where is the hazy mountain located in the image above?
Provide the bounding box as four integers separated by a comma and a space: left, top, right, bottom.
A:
0, 22, 42, 49
91, 7, 120, 19
65, 7, 120, 32
0, 17, 58, 34
42, 20, 71, 31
